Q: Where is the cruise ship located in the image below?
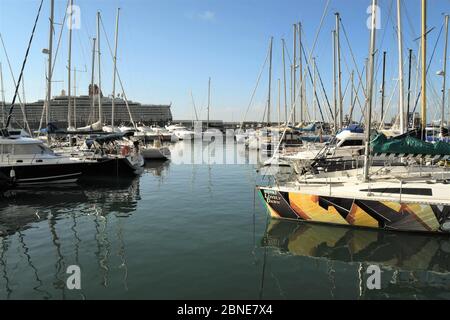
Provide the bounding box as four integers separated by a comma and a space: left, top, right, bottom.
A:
6, 87, 173, 130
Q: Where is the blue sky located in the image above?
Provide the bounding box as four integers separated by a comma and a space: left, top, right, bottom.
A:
0, 0, 449, 122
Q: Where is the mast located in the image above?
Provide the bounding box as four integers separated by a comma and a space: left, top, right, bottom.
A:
363, 0, 377, 182
298, 22, 303, 123
282, 39, 288, 124
440, 15, 449, 137
90, 37, 96, 123
67, 0, 73, 129
112, 8, 120, 131
406, 48, 413, 130
46, 0, 54, 126
293, 25, 297, 123
207, 77, 211, 129
397, 0, 405, 133
73, 69, 77, 128
277, 78, 281, 126
350, 70, 354, 125
0, 62, 4, 126
421, 0, 427, 139
332, 30, 337, 132
336, 13, 343, 129
97, 11, 103, 125
267, 37, 273, 126
381, 51, 386, 126
313, 57, 317, 122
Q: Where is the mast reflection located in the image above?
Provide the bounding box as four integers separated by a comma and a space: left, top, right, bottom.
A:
0, 171, 147, 299
261, 220, 450, 298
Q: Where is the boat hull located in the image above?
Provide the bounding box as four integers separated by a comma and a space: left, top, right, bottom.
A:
258, 187, 450, 234
79, 157, 143, 178
0, 163, 83, 185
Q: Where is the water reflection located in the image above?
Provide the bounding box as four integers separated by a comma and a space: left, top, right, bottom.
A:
0, 160, 173, 299
144, 160, 170, 177
261, 219, 450, 298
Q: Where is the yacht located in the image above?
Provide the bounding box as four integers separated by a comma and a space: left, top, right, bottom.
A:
0, 135, 88, 185
141, 139, 171, 160
166, 124, 196, 140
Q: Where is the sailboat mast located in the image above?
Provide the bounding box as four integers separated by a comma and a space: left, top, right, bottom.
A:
313, 57, 317, 122
90, 37, 96, 122
97, 11, 103, 125
46, 0, 54, 126
282, 39, 288, 124
278, 78, 281, 126
332, 30, 337, 132
207, 77, 211, 129
0, 63, 5, 126
335, 13, 343, 129
381, 51, 386, 126
267, 37, 273, 126
298, 22, 303, 123
406, 48, 412, 130
73, 69, 77, 128
421, 0, 427, 138
292, 25, 297, 124
112, 8, 120, 130
441, 15, 449, 136
363, 0, 377, 182
350, 70, 354, 124
397, 0, 405, 133
67, 0, 73, 129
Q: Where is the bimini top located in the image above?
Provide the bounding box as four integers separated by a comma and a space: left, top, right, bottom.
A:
341, 125, 364, 134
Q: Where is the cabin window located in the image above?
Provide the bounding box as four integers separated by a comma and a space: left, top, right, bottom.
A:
339, 139, 364, 147
38, 144, 55, 155
13, 144, 51, 155
0, 144, 12, 154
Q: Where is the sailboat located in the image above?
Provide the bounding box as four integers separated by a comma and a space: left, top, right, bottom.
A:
257, 0, 450, 234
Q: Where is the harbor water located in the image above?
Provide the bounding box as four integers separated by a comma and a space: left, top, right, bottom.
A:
1, 141, 450, 300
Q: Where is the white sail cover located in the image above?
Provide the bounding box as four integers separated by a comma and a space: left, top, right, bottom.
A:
77, 120, 103, 132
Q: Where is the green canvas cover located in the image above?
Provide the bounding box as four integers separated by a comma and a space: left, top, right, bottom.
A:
371, 133, 450, 156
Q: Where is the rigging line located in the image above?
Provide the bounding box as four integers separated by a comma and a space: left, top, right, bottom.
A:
269, 0, 330, 169
237, 41, 270, 134
76, 29, 89, 73
402, 0, 419, 40
308, 45, 333, 120
38, 0, 70, 131
282, 37, 292, 66
373, 0, 394, 81
348, 67, 366, 123
341, 44, 366, 122
299, 43, 325, 123
411, 22, 444, 116
99, 14, 136, 127
379, 78, 399, 129
299, 0, 330, 91
0, 33, 31, 134
304, 55, 325, 123
190, 90, 199, 121
51, 0, 70, 76
340, 19, 367, 101
375, 0, 394, 87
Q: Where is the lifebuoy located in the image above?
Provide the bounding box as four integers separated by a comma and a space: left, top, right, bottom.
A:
120, 145, 131, 156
